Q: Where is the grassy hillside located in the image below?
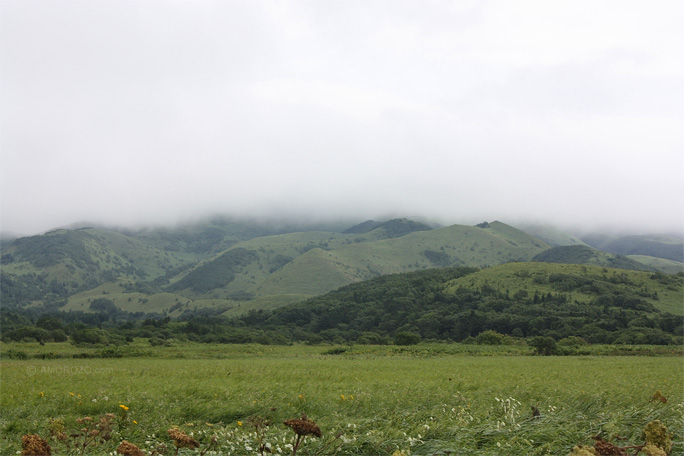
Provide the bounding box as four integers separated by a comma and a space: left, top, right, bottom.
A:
519, 224, 588, 247
0, 229, 191, 306
444, 262, 683, 315
164, 221, 550, 314
225, 262, 682, 345
126, 216, 351, 256
532, 245, 651, 271
627, 255, 684, 275
3, 217, 682, 324
581, 233, 684, 262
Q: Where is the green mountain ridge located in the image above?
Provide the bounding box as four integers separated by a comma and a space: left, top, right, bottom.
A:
1, 217, 681, 319
160, 220, 551, 315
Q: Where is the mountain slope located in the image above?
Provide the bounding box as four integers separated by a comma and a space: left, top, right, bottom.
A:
520, 224, 588, 247
580, 233, 684, 262
165, 221, 550, 313
532, 245, 652, 271
229, 263, 682, 344
444, 262, 682, 315
626, 255, 684, 275
0, 228, 191, 305
3, 217, 681, 322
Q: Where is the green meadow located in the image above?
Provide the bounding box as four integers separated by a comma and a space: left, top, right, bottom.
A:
1, 343, 682, 455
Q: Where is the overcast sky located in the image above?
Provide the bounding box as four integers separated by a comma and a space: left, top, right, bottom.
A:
1, 0, 683, 236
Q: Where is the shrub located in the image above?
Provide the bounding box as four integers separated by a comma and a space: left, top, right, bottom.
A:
394, 332, 421, 346
474, 330, 506, 345
529, 336, 557, 355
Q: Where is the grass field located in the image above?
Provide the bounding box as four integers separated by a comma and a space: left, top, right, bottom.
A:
1, 342, 682, 455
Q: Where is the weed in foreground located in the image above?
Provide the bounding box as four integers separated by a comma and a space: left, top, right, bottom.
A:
21, 434, 52, 456
116, 440, 146, 456
568, 420, 673, 456
283, 414, 322, 456
167, 427, 200, 455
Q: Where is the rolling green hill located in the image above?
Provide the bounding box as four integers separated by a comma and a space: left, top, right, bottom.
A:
0, 228, 191, 306
580, 233, 684, 262
2, 217, 682, 322
532, 245, 652, 271
343, 218, 434, 239
226, 262, 683, 345
626, 255, 684, 275
519, 224, 588, 247
162, 220, 550, 315
444, 262, 683, 315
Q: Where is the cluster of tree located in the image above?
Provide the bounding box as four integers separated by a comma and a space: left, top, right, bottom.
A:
226, 267, 681, 345
2, 267, 681, 348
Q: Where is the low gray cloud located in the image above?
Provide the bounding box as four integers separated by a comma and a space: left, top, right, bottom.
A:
1, 0, 682, 236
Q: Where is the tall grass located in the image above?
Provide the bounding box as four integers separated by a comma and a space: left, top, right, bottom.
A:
1, 344, 681, 455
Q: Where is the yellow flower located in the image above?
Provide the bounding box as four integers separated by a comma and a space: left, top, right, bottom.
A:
341, 394, 345, 400
133, 420, 138, 424
237, 421, 242, 426
39, 392, 44, 397
298, 394, 305, 400
70, 392, 75, 396
350, 395, 354, 400
120, 405, 129, 411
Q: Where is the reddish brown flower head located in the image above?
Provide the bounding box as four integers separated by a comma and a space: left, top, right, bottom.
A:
21, 434, 52, 456
116, 440, 146, 456
283, 417, 322, 438
167, 428, 200, 449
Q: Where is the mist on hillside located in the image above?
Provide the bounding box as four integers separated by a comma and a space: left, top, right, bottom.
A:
2, 1, 682, 238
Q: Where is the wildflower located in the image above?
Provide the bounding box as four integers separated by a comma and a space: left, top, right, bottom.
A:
47, 419, 67, 442
21, 434, 51, 456
167, 428, 200, 451
133, 420, 138, 425
641, 420, 672, 454
283, 415, 322, 439
650, 391, 667, 404
39, 392, 44, 397
341, 394, 345, 400
642, 443, 667, 456
592, 436, 626, 455
70, 392, 75, 396
237, 421, 243, 426
283, 414, 322, 456
120, 405, 129, 411
116, 440, 145, 456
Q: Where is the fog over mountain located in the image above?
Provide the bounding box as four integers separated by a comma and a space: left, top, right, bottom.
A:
2, 0, 682, 237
